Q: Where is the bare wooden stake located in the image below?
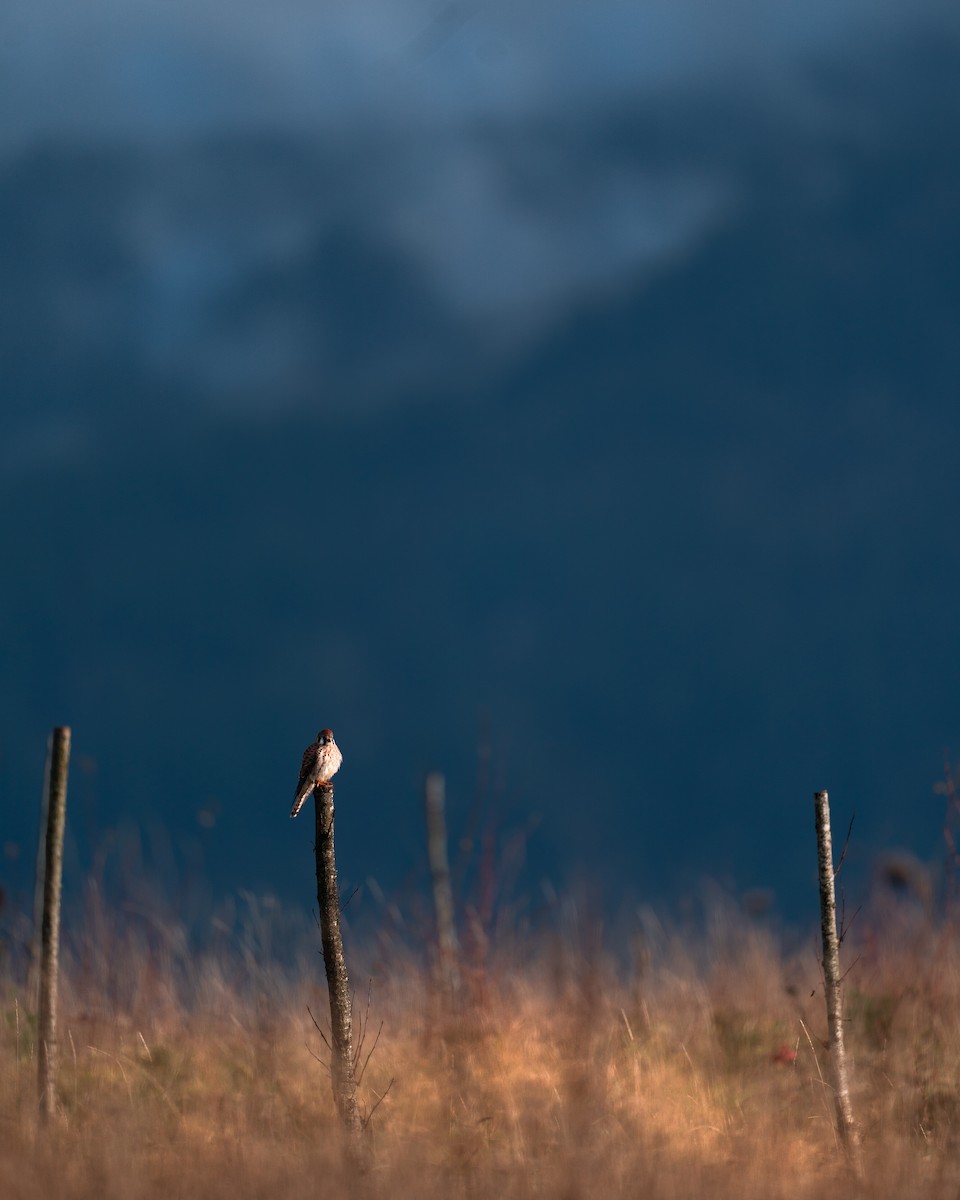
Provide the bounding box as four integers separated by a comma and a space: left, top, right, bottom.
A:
27, 742, 53, 1008
424, 771, 460, 1006
38, 726, 70, 1124
814, 789, 863, 1175
314, 781, 363, 1140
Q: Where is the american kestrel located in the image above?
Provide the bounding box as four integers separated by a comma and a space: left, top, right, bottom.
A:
291, 728, 343, 817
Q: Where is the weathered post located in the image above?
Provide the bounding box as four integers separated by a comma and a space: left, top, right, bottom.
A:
38, 726, 70, 1124
27, 744, 53, 1006
814, 790, 862, 1174
424, 771, 460, 1006
315, 781, 362, 1138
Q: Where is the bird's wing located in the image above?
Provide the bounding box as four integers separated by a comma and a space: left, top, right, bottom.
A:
294, 741, 319, 799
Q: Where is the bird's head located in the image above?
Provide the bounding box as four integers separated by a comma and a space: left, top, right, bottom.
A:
318, 729, 335, 744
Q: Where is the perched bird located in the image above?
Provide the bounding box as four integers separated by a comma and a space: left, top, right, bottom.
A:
291, 729, 343, 817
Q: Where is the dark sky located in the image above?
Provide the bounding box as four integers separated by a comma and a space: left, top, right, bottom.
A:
2, 1, 960, 940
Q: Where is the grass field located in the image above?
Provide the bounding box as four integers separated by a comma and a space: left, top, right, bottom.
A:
3, 885, 960, 1198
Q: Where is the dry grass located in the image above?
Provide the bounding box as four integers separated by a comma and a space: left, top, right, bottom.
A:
3, 892, 960, 1199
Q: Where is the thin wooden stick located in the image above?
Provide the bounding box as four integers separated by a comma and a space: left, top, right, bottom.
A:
814, 789, 863, 1176
27, 742, 53, 1007
424, 771, 460, 1007
38, 726, 70, 1124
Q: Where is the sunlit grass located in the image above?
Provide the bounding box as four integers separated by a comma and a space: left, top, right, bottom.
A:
3, 890, 960, 1198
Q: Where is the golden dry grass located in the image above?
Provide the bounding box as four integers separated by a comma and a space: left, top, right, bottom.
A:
3, 893, 960, 1199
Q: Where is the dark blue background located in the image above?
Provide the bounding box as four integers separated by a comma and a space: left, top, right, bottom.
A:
2, 4, 959, 937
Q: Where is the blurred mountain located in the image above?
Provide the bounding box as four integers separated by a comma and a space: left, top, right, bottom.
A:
2, 37, 959, 932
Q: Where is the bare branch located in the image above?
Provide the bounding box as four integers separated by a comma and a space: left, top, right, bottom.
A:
304, 1043, 332, 1076
838, 904, 863, 946
356, 1021, 384, 1085
839, 953, 863, 983
353, 980, 374, 1071
834, 813, 856, 877
306, 1004, 331, 1052
361, 1077, 395, 1130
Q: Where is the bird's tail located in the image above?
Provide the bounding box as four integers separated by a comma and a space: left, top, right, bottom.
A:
290, 790, 309, 818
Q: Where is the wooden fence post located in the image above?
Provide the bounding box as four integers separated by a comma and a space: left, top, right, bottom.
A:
38, 726, 70, 1124
814, 789, 862, 1175
424, 772, 460, 1006
314, 781, 362, 1139
27, 743, 53, 1007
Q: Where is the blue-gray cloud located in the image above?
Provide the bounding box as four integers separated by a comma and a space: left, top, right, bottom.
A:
2, 0, 957, 143
1, 0, 957, 454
